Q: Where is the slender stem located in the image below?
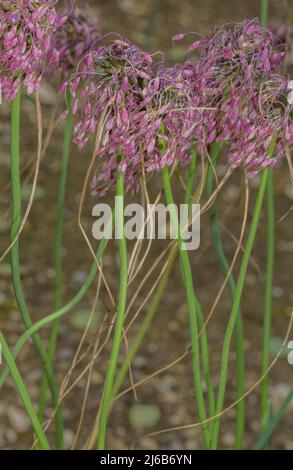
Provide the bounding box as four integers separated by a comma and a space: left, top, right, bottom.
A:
261, 170, 275, 430
210, 168, 270, 449
206, 143, 245, 449
259, 0, 274, 440
53, 90, 73, 347
10, 89, 63, 449
184, 147, 197, 206
38, 91, 73, 424
97, 165, 128, 450
162, 164, 210, 448
260, 0, 269, 26
185, 149, 215, 436
194, 295, 216, 436
0, 333, 50, 450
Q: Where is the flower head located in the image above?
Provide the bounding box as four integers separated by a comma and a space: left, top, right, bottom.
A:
65, 37, 154, 194
55, 3, 101, 75
183, 19, 288, 174
0, 0, 62, 100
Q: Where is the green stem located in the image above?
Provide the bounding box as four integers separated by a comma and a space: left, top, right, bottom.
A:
260, 0, 275, 440
97, 166, 128, 450
185, 149, 215, 436
194, 295, 216, 436
260, 0, 269, 26
184, 147, 197, 206
0, 333, 50, 450
38, 91, 73, 425
261, 170, 275, 432
162, 164, 210, 448
206, 143, 245, 449
210, 167, 270, 449
259, 0, 274, 441
10, 89, 63, 449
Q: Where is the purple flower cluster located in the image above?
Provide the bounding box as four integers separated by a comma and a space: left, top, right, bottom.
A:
55, 3, 101, 76
182, 18, 291, 176
2, 6, 291, 192
0, 0, 62, 100
63, 37, 155, 194
66, 38, 219, 194
66, 18, 292, 193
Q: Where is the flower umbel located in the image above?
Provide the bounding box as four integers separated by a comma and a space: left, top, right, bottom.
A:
65, 37, 154, 194
183, 18, 289, 174
55, 2, 101, 76
0, 0, 62, 100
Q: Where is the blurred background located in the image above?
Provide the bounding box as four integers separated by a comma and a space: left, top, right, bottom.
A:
0, 0, 293, 450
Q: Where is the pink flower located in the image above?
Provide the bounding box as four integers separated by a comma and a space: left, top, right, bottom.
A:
53, 2, 101, 76
0, 0, 62, 100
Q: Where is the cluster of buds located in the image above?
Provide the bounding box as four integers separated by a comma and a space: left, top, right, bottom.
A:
54, 3, 101, 76
0, 0, 63, 100
63, 37, 154, 194
181, 18, 291, 176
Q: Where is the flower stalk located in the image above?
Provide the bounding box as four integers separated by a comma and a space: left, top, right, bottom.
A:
97, 158, 128, 450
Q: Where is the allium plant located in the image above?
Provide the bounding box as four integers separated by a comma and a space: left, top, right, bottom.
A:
66, 42, 217, 194
0, 0, 62, 100
64, 37, 154, 194
2, 0, 65, 449
38, 2, 102, 435
178, 19, 289, 175
2, 0, 293, 451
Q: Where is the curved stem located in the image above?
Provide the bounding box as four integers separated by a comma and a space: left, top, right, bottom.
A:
10, 89, 63, 448
97, 164, 128, 450
0, 231, 110, 391
0, 333, 50, 450
38, 91, 73, 425
206, 143, 245, 450
162, 164, 210, 448
210, 167, 269, 449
